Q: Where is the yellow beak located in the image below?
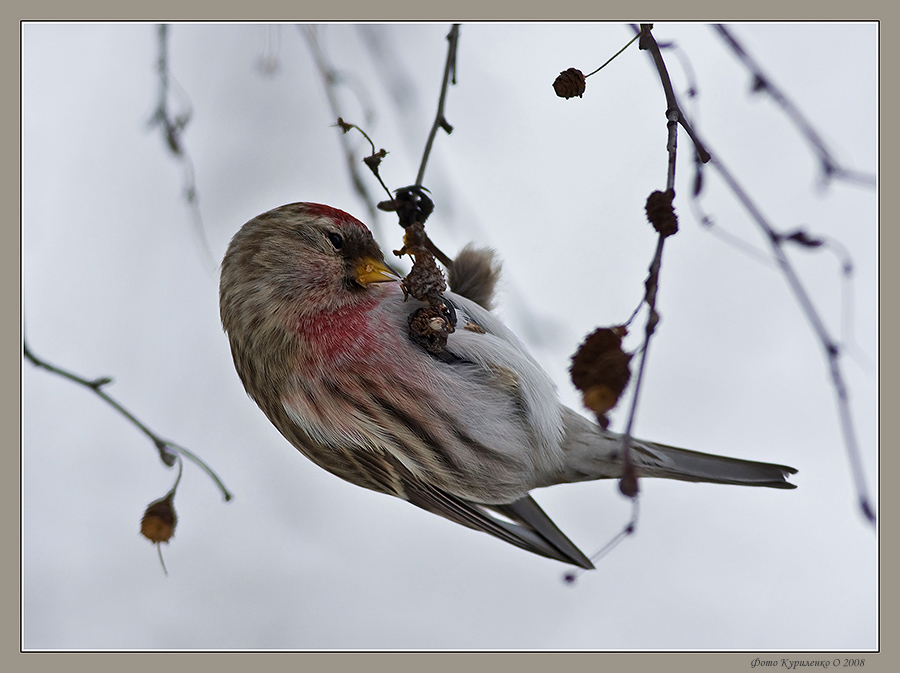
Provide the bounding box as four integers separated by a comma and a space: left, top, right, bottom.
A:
355, 258, 401, 287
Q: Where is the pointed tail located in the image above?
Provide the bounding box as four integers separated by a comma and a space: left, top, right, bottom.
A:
629, 440, 798, 488
552, 407, 797, 489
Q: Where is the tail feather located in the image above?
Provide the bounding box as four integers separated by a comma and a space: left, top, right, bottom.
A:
630, 441, 798, 488
489, 496, 595, 569
550, 408, 797, 489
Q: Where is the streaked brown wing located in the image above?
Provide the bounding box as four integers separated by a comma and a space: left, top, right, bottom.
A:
394, 459, 594, 569
278, 406, 593, 568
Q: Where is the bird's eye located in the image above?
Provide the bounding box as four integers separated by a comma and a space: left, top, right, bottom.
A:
327, 231, 343, 250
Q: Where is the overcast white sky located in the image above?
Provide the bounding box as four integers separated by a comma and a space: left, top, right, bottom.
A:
22, 22, 877, 650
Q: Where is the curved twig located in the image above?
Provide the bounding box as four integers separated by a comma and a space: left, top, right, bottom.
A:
148, 24, 216, 273
705, 152, 875, 524
712, 24, 876, 189
23, 339, 233, 502
301, 25, 383, 238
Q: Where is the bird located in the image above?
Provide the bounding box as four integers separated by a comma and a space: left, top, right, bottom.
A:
219, 202, 797, 570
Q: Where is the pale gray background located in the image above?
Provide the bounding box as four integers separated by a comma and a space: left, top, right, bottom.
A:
22, 22, 877, 650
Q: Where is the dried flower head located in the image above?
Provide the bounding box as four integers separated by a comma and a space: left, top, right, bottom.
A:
363, 148, 388, 173
553, 68, 586, 99
408, 299, 457, 355
140, 492, 177, 544
645, 189, 679, 237
401, 248, 447, 303
569, 326, 632, 426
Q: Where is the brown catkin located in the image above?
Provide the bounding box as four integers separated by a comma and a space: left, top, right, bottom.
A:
553, 68, 586, 99
569, 326, 632, 419
645, 189, 679, 237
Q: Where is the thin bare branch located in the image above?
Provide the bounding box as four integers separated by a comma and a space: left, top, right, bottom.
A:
633, 23, 873, 526
616, 26, 682, 492
713, 24, 876, 189
705, 151, 875, 524
415, 24, 460, 188
301, 25, 383, 239
584, 33, 641, 78
564, 499, 638, 584
333, 117, 394, 201
23, 338, 233, 502
618, 235, 667, 493
147, 24, 216, 272
631, 24, 711, 164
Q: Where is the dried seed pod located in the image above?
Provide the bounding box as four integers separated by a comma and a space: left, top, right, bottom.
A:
401, 248, 447, 303
408, 299, 457, 355
140, 492, 177, 544
363, 149, 388, 173
552, 68, 586, 99
645, 189, 679, 237
569, 326, 632, 424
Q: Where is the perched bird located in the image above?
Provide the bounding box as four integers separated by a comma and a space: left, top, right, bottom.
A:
219, 202, 797, 570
